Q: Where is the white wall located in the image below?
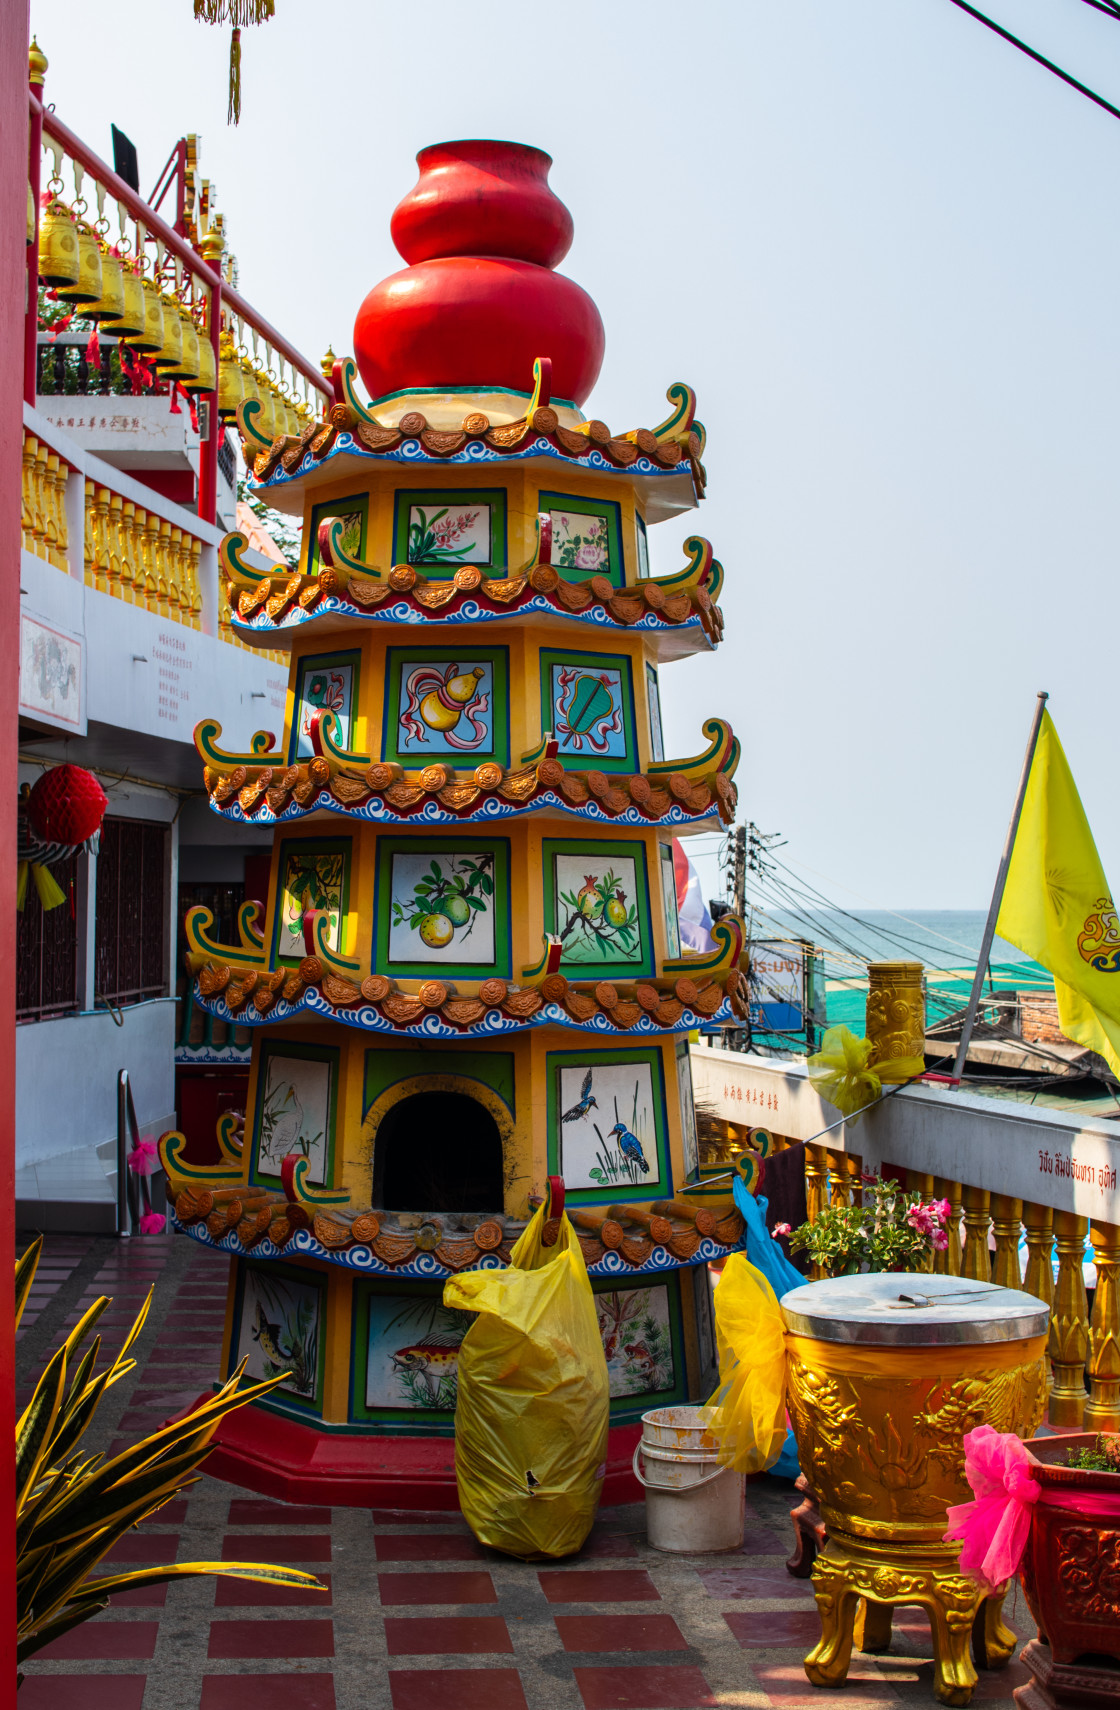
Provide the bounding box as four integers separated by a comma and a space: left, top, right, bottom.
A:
16, 997, 177, 1169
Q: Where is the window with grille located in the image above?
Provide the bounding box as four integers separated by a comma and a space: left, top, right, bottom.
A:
16, 851, 79, 1023
95, 818, 168, 1008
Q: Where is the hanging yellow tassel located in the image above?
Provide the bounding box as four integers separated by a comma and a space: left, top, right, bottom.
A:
17, 862, 28, 914
32, 863, 67, 912
228, 26, 242, 125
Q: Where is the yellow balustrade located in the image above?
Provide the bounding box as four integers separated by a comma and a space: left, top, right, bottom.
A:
1022, 1202, 1054, 1308
990, 1194, 1023, 1289
1086, 1219, 1120, 1431
805, 1144, 829, 1280
1049, 1210, 1089, 1427
827, 1150, 852, 1209
83, 477, 95, 586
961, 1185, 992, 1281
932, 1177, 963, 1276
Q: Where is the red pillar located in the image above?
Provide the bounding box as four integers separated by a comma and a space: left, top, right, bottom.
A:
4, 10, 32, 1701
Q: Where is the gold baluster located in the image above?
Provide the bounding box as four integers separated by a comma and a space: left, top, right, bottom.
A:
44, 452, 63, 568
1086, 1220, 1120, 1431
156, 517, 172, 617
906, 1171, 936, 1271
36, 444, 55, 563
140, 509, 160, 610
827, 1150, 851, 1209
961, 1185, 992, 1281
30, 440, 49, 559
1050, 1211, 1089, 1427
932, 1177, 963, 1276
83, 478, 96, 586
107, 493, 125, 599
188, 534, 203, 630
168, 524, 184, 622
218, 575, 232, 643
92, 487, 111, 594
805, 1145, 829, 1281
990, 1195, 1023, 1289
117, 499, 135, 601
1022, 1202, 1055, 1308
52, 454, 69, 568
20, 433, 36, 552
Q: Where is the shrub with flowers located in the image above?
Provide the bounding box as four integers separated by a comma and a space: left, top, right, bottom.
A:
785, 1175, 953, 1276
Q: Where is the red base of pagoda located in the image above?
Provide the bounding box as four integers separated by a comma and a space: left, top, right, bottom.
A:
196, 1397, 643, 1510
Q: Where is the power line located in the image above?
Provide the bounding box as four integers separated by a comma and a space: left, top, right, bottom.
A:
943, 0, 1120, 124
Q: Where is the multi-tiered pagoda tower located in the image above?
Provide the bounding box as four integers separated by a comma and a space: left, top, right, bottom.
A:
162, 140, 749, 1504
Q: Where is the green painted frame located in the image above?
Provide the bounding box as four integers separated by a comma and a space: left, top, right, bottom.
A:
349, 1277, 471, 1434
539, 647, 637, 775
228, 1254, 328, 1416
592, 1270, 688, 1418
307, 491, 369, 574
272, 835, 353, 967
545, 1043, 671, 1206
635, 511, 650, 580
249, 1036, 340, 1192
382, 644, 510, 768
659, 840, 681, 961
374, 834, 512, 980
288, 648, 362, 765
539, 489, 625, 589
645, 661, 665, 764
392, 487, 508, 575
543, 836, 654, 979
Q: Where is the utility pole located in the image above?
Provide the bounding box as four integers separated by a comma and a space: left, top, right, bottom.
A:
732, 823, 746, 920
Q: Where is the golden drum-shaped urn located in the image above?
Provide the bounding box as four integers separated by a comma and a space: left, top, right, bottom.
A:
37, 197, 80, 289
865, 960, 925, 1081
781, 1273, 1049, 1706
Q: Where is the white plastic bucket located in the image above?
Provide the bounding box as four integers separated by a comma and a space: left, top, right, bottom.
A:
633, 1406, 744, 1553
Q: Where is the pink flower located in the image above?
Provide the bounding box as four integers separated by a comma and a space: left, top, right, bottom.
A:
771, 1222, 792, 1238
932, 1229, 949, 1251
932, 1198, 952, 1224
574, 542, 607, 569
906, 1204, 933, 1235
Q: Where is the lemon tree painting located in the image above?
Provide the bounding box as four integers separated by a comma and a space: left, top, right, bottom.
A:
277, 842, 348, 964
554, 853, 642, 968
389, 851, 495, 964
234, 1265, 323, 1404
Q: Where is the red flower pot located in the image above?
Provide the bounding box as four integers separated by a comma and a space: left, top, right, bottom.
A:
1019, 1432, 1120, 1667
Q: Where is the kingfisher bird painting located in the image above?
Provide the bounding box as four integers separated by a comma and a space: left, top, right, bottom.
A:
556, 1059, 660, 1191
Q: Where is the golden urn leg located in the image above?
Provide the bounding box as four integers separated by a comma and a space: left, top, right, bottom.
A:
972, 1593, 1017, 1669
803, 1549, 860, 1687
853, 1596, 894, 1653
927, 1590, 982, 1707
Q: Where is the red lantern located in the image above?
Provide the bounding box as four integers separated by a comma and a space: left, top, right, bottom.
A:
26, 764, 108, 847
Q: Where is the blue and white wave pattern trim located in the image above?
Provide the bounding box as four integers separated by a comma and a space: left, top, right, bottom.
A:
209, 791, 717, 831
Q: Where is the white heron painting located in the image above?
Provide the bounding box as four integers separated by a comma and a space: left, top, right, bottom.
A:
256, 1053, 333, 1184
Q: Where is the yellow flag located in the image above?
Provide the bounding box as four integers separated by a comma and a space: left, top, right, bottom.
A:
996, 710, 1120, 1078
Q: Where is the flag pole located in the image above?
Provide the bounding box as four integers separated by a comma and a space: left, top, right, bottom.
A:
951, 690, 1049, 1086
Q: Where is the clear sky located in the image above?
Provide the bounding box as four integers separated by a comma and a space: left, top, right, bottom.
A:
35, 0, 1120, 909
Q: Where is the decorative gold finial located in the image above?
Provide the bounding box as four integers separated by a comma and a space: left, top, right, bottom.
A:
28, 37, 48, 86
198, 227, 224, 265
320, 345, 336, 383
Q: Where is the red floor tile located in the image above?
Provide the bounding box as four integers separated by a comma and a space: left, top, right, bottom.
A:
228, 1499, 333, 1525
574, 1666, 718, 1708
17, 1681, 146, 1710
539, 1568, 660, 1604
695, 1564, 816, 1600
579, 1532, 639, 1559
98, 1580, 168, 1607
378, 1571, 498, 1606
215, 1573, 332, 1607
723, 1610, 823, 1648
752, 1664, 898, 1707
556, 1615, 688, 1652
384, 1616, 513, 1655
200, 1676, 335, 1710
389, 1669, 527, 1710
208, 1618, 335, 1658
220, 1532, 331, 1562
375, 1533, 483, 1561
103, 1531, 180, 1562
739, 1527, 792, 1556
38, 1620, 159, 1659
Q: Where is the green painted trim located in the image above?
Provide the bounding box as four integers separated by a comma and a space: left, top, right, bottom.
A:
659, 841, 681, 961
272, 835, 353, 968
382, 644, 510, 768
369, 384, 578, 409
307, 492, 369, 575
545, 1043, 671, 1206
288, 648, 363, 766
391, 487, 508, 576
543, 837, 654, 979
645, 662, 665, 765
538, 489, 625, 590
249, 1038, 341, 1193
362, 1046, 515, 1123
227, 1253, 328, 1415
538, 648, 637, 776
373, 835, 512, 980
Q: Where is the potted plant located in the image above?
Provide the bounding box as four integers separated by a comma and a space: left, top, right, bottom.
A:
786, 1175, 952, 1277
1017, 1430, 1120, 1675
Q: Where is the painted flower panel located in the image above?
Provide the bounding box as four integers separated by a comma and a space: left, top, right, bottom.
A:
549, 507, 612, 575
294, 661, 355, 760
408, 503, 491, 566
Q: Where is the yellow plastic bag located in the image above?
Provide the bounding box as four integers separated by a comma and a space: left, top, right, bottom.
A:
705, 1253, 789, 1474
443, 1192, 609, 1559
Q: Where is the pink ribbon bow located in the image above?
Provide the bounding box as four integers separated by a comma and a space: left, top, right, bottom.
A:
127, 1139, 158, 1176
943, 1425, 1039, 1591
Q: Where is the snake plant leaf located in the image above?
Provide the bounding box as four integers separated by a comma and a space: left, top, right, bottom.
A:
85, 1561, 324, 1598
16, 1347, 68, 1510
57, 1295, 113, 1366
44, 1368, 116, 1470
30, 1445, 210, 1551
16, 1595, 108, 1664
15, 1237, 43, 1331
15, 1541, 57, 1623
16, 1464, 69, 1555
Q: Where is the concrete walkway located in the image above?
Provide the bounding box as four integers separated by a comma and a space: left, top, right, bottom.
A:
16, 1233, 1036, 1709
